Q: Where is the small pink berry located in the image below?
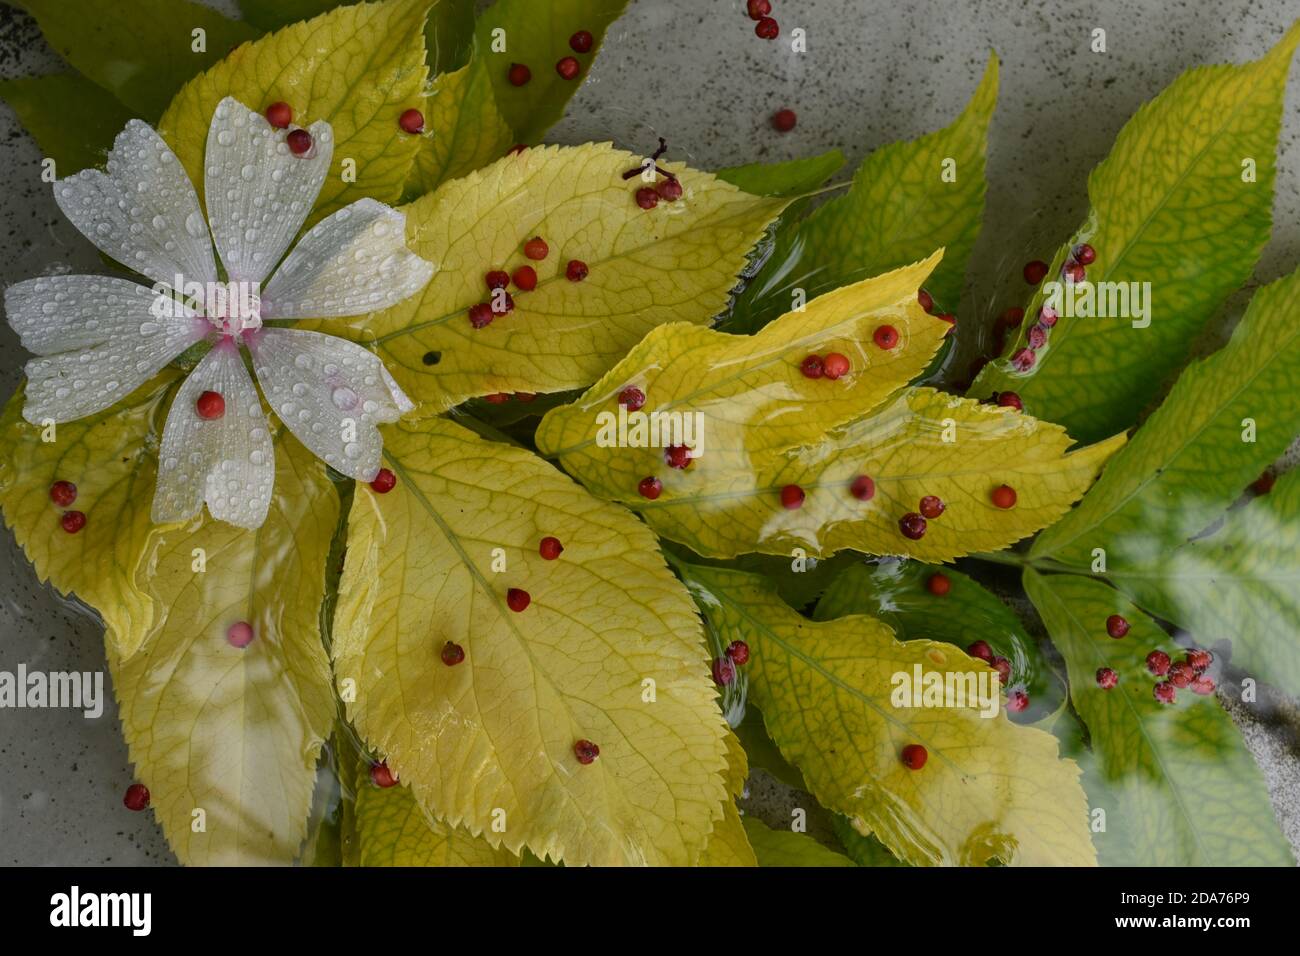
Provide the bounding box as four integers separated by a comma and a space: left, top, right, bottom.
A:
822, 353, 850, 379
1146, 650, 1171, 676
508, 63, 531, 86
265, 101, 292, 129
1106, 614, 1130, 639
555, 56, 581, 80
990, 484, 1017, 509
900, 744, 927, 770
523, 237, 549, 260
780, 484, 805, 510
565, 259, 589, 282
1028, 325, 1048, 349
1153, 681, 1177, 704
637, 476, 662, 500
370, 762, 398, 788
370, 468, 397, 493
618, 386, 646, 411
997, 391, 1023, 411
1006, 689, 1029, 713
1190, 676, 1216, 695
1062, 261, 1086, 284
49, 480, 77, 507
123, 783, 150, 811
1037, 305, 1059, 327
1074, 243, 1096, 265
918, 289, 935, 314
873, 325, 900, 350
967, 640, 993, 663
992, 656, 1012, 685
926, 573, 951, 597
849, 475, 875, 501
800, 354, 824, 379
398, 108, 425, 134
1096, 667, 1118, 689
196, 390, 225, 420
227, 620, 255, 648
771, 108, 797, 132
746, 0, 772, 17
61, 511, 86, 534
1167, 661, 1194, 689
441, 642, 465, 666
754, 15, 779, 39
286, 128, 313, 155
898, 513, 927, 540
726, 640, 750, 665
569, 30, 594, 53
512, 265, 538, 291
506, 588, 531, 612
485, 270, 510, 291
1011, 348, 1036, 371
539, 536, 564, 560
712, 656, 736, 686
635, 187, 659, 209
656, 177, 683, 201
919, 495, 945, 519
1186, 649, 1213, 673
574, 739, 600, 764
468, 303, 494, 329
663, 445, 692, 469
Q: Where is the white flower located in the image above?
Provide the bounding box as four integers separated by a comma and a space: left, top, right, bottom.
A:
4, 97, 433, 529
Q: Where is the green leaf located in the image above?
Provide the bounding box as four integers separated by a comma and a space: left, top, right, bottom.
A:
476, 0, 629, 144
424, 0, 476, 74
831, 816, 905, 866
331, 416, 730, 866
676, 561, 1098, 866
407, 56, 514, 196
158, 0, 431, 223
1033, 266, 1300, 569
110, 433, 338, 865
238, 0, 339, 32
714, 150, 846, 198
1023, 569, 1292, 865
975, 25, 1300, 443
13, 0, 258, 120
733, 705, 806, 790
1110, 468, 1300, 693
724, 54, 998, 334
0, 374, 177, 656
816, 561, 1065, 719
0, 72, 137, 174
742, 817, 856, 867
327, 144, 787, 412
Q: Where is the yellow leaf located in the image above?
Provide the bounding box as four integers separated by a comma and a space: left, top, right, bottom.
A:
677, 562, 1098, 867
545, 380, 1124, 561
109, 433, 338, 865
353, 768, 519, 866
698, 801, 757, 867
317, 144, 788, 412
158, 0, 431, 222
0, 374, 178, 655
408, 59, 513, 195
332, 417, 730, 866
742, 818, 856, 867
536, 255, 950, 471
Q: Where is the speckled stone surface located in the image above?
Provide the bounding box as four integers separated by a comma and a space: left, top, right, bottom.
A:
2, 0, 1299, 866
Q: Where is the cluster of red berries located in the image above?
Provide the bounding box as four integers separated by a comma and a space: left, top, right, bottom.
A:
49, 480, 84, 534
267, 100, 427, 156
746, 0, 780, 39
1093, 613, 1216, 702
712, 639, 751, 686
799, 351, 851, 379
1009, 245, 1092, 372
467, 238, 583, 329
898, 494, 945, 541
967, 639, 1027, 712
625, 138, 684, 210
507, 30, 593, 88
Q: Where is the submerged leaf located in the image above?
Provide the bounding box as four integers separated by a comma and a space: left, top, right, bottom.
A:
0, 73, 137, 174
742, 817, 856, 867
714, 149, 846, 198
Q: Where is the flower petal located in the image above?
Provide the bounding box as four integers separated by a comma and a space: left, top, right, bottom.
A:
152, 340, 275, 530
261, 199, 433, 319
204, 97, 333, 284
248, 328, 412, 481
21, 295, 208, 425
53, 120, 217, 288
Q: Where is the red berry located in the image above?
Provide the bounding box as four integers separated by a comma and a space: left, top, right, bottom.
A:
1153, 682, 1177, 704
771, 108, 797, 132
726, 640, 750, 665
1006, 689, 1030, 713
926, 572, 951, 596
822, 352, 850, 379
746, 0, 772, 18
370, 468, 397, 493
712, 656, 736, 685
898, 513, 927, 540
265, 101, 292, 129
506, 588, 531, 612
556, 56, 581, 80
917, 289, 935, 313
490, 291, 515, 315
1062, 261, 1086, 284
286, 128, 313, 155
569, 30, 594, 53
997, 391, 1023, 411
1023, 260, 1049, 285
998, 307, 1024, 328
919, 495, 945, 519
485, 270, 510, 291
1074, 243, 1096, 265
873, 325, 899, 349
1096, 667, 1119, 689
484, 393, 510, 404
656, 177, 683, 201
618, 386, 646, 411
196, 390, 225, 420
1145, 650, 1171, 676
635, 186, 659, 209
441, 641, 465, 666
468, 303, 494, 328
967, 640, 993, 663
574, 739, 600, 764
524, 237, 549, 260
398, 108, 425, 134
780, 484, 805, 510
508, 63, 531, 86
992, 656, 1012, 685
227, 620, 255, 648
755, 15, 779, 39
664, 444, 692, 469
990, 484, 1017, 509
900, 744, 927, 770
800, 354, 824, 379
565, 259, 589, 282
1028, 324, 1047, 349
370, 762, 398, 788
539, 536, 564, 560
1167, 661, 1194, 689
1011, 348, 1036, 371
49, 480, 77, 507
1187, 648, 1213, 673
1038, 305, 1059, 327
123, 783, 150, 811
638, 476, 662, 500
1191, 676, 1216, 696
512, 265, 538, 291
60, 511, 86, 534
849, 475, 875, 501
1106, 614, 1130, 639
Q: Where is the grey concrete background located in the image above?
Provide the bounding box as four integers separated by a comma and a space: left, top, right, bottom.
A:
2, 0, 1300, 865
